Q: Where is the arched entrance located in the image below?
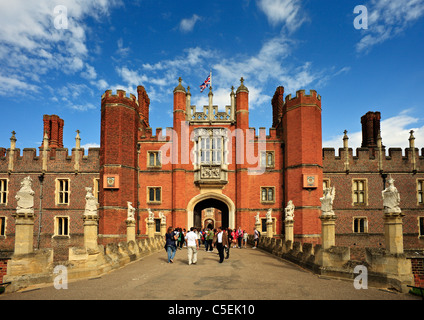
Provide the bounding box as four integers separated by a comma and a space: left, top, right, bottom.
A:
187, 193, 235, 230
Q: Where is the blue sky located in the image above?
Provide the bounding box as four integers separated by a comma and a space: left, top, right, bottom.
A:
0, 0, 423, 153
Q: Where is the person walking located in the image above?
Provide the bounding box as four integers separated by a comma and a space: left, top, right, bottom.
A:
165, 226, 178, 263
237, 227, 243, 248
206, 228, 214, 252
185, 227, 199, 265
252, 227, 260, 249
242, 230, 248, 248
213, 226, 228, 263
225, 228, 232, 259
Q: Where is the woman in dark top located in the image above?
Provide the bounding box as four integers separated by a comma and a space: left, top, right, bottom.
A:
165, 227, 177, 263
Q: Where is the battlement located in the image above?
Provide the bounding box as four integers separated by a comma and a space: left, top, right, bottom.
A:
101, 89, 139, 106
323, 147, 424, 173
0, 147, 100, 173
284, 89, 321, 105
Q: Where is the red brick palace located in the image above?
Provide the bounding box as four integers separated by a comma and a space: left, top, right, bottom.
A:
0, 78, 423, 259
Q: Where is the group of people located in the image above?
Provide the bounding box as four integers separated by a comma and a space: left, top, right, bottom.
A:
165, 226, 254, 265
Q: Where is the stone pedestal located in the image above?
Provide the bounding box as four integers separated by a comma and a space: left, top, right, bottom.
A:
126, 219, 136, 243
320, 214, 336, 250
285, 220, 294, 244
13, 211, 35, 255
83, 215, 99, 251
384, 211, 405, 255
147, 221, 155, 238
160, 223, 166, 236
266, 221, 273, 238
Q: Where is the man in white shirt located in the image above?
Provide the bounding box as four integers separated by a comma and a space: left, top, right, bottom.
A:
185, 227, 199, 265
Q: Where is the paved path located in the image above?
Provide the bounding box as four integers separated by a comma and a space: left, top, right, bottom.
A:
0, 244, 419, 301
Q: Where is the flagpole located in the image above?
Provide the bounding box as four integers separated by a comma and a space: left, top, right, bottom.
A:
210, 69, 212, 90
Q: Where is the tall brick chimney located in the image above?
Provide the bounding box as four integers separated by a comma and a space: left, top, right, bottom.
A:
42, 114, 64, 150
361, 111, 381, 149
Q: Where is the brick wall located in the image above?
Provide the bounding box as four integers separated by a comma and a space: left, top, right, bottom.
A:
411, 257, 424, 287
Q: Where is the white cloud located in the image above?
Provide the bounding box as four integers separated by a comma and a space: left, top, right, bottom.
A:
257, 0, 306, 32
179, 14, 202, 33
0, 0, 121, 95
323, 109, 424, 151
356, 0, 424, 53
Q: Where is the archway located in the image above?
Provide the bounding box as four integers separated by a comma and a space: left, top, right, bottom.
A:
187, 193, 235, 230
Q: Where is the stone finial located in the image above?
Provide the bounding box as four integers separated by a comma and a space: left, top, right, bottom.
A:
10, 131, 17, 148
343, 130, 349, 149
75, 130, 81, 149
382, 175, 401, 214
320, 187, 336, 216
173, 77, 186, 93
409, 130, 415, 149
43, 131, 49, 150
285, 200, 295, 221
236, 77, 249, 94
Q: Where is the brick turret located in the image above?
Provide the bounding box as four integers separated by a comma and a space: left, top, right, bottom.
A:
283, 89, 323, 243
99, 89, 140, 241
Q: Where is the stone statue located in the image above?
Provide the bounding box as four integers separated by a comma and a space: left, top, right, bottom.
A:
127, 202, 135, 221
84, 187, 98, 211
15, 176, 35, 214
266, 208, 272, 223
147, 208, 155, 222
285, 200, 295, 221
255, 212, 260, 224
159, 211, 166, 224
382, 176, 401, 214
84, 187, 98, 216
320, 187, 336, 216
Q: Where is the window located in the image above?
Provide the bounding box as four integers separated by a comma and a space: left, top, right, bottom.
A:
148, 151, 161, 167
419, 217, 424, 237
261, 151, 274, 168
55, 216, 69, 236
200, 137, 222, 164
148, 187, 161, 203
353, 179, 366, 205
353, 217, 367, 233
261, 187, 275, 203
0, 217, 5, 236
418, 180, 424, 204
155, 219, 161, 233
56, 179, 70, 204
0, 179, 7, 204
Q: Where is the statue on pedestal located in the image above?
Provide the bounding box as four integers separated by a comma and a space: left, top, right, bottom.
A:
266, 208, 272, 223
159, 211, 166, 224
320, 187, 336, 216
255, 212, 260, 224
127, 202, 136, 221
382, 176, 401, 214
147, 208, 155, 223
15, 176, 35, 216
84, 187, 98, 217
285, 200, 295, 221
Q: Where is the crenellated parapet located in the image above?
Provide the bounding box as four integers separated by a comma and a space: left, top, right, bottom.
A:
284, 89, 322, 111
323, 146, 424, 173
101, 89, 139, 111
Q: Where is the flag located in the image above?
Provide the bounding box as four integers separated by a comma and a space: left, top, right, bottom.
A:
200, 72, 211, 93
